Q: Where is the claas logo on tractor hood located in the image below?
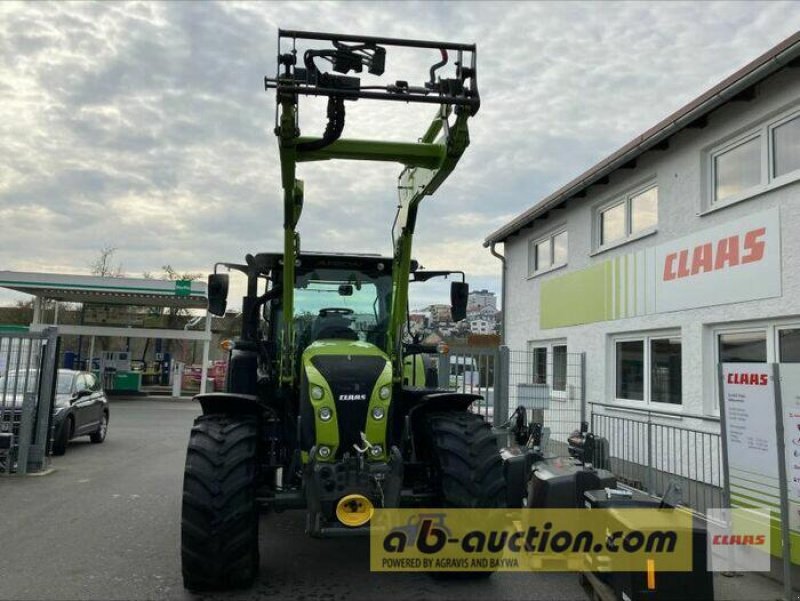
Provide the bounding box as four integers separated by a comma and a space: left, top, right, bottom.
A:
339, 393, 367, 401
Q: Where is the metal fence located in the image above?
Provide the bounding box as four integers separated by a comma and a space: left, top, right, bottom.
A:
437, 344, 503, 422
507, 349, 585, 456
589, 403, 724, 515
437, 345, 585, 456
0, 328, 59, 474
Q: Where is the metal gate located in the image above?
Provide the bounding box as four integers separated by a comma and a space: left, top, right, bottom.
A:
0, 328, 59, 475
437, 345, 586, 456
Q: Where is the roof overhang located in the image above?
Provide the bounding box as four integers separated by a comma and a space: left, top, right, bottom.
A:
484, 31, 800, 247
0, 271, 208, 310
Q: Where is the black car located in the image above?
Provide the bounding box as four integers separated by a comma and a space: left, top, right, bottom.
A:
0, 369, 109, 455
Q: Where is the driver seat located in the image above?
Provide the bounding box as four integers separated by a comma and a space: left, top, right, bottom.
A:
311, 314, 359, 341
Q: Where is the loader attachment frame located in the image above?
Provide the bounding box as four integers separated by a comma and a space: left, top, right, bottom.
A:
266, 29, 478, 385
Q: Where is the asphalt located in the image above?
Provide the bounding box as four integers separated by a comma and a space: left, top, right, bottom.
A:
0, 398, 586, 601
0, 398, 783, 601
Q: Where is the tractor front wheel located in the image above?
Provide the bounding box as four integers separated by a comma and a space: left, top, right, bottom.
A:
181, 414, 260, 591
425, 410, 507, 508
424, 411, 506, 579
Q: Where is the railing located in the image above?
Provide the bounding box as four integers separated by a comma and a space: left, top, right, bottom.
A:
590, 402, 724, 515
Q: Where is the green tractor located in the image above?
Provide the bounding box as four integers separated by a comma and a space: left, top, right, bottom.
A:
181, 30, 507, 590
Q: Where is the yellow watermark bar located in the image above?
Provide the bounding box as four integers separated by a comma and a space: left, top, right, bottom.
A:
370, 509, 694, 572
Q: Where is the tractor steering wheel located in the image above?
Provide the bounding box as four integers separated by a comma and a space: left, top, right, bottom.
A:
319, 307, 354, 317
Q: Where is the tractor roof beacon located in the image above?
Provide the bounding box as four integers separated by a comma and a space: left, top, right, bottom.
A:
180, 30, 508, 591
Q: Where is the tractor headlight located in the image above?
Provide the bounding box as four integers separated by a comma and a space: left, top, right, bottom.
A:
379, 385, 390, 401
311, 385, 324, 401
317, 445, 332, 459
319, 407, 333, 422
371, 406, 385, 420
369, 444, 383, 457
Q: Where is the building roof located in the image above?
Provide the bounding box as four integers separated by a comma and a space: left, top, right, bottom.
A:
0, 271, 208, 309
484, 31, 800, 247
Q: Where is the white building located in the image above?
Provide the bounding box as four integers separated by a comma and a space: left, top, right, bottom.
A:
468, 289, 497, 310
485, 34, 800, 439
469, 318, 494, 335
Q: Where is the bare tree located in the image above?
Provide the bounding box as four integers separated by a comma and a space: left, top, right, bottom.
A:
90, 246, 124, 278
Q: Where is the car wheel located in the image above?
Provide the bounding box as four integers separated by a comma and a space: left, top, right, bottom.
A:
52, 416, 73, 456
90, 411, 108, 444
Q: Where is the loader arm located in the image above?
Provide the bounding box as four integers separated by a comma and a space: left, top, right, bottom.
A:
268, 30, 478, 384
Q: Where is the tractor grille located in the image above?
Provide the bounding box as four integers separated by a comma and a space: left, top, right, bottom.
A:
308, 354, 386, 456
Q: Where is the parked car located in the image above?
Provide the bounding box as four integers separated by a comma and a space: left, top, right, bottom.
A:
0, 369, 109, 455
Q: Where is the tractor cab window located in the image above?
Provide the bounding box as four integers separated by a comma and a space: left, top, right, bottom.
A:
292, 268, 392, 346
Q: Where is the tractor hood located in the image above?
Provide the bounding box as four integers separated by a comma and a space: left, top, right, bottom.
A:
300, 340, 393, 461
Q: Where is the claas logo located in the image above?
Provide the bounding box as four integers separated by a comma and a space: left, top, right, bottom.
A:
726, 372, 769, 386
712, 534, 766, 546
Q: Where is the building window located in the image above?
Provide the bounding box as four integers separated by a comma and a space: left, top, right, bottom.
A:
708, 108, 800, 210
713, 136, 761, 203
529, 229, 568, 276
779, 328, 800, 363
532, 347, 547, 384
600, 203, 625, 246
614, 333, 682, 406
650, 338, 682, 405
596, 184, 658, 250
616, 340, 644, 401
529, 341, 569, 394
552, 344, 567, 392
718, 331, 767, 363
773, 114, 800, 179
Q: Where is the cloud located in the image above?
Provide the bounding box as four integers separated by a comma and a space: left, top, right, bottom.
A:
1, 0, 799, 309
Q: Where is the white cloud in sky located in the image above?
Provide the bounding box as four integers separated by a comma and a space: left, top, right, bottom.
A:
0, 1, 798, 309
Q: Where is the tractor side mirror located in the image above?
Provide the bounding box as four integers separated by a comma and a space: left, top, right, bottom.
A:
207, 273, 229, 316
450, 281, 469, 323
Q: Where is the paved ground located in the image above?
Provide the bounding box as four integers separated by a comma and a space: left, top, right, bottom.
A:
0, 398, 785, 601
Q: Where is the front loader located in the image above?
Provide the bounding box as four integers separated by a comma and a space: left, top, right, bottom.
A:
180, 30, 508, 591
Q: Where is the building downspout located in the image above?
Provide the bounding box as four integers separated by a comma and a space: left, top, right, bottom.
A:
489, 242, 506, 344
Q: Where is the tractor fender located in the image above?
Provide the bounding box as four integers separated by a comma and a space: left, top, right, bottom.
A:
403, 391, 483, 460
195, 393, 264, 417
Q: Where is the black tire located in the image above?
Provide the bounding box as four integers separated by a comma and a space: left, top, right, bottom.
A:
424, 411, 506, 580
89, 411, 108, 443
425, 411, 506, 508
181, 414, 260, 591
52, 416, 72, 456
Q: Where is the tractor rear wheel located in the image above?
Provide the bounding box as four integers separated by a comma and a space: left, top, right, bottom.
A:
181, 414, 260, 591
424, 411, 506, 579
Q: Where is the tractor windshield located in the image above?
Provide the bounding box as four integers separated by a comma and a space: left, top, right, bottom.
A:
292, 268, 392, 348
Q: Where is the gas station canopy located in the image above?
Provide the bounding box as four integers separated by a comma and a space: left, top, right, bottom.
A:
0, 271, 207, 309
0, 270, 213, 394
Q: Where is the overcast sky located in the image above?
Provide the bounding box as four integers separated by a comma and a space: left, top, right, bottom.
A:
1, 1, 799, 310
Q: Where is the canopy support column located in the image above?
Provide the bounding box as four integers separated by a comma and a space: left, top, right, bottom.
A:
200, 313, 211, 393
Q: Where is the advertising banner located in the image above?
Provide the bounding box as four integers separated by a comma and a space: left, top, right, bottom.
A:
541, 208, 781, 329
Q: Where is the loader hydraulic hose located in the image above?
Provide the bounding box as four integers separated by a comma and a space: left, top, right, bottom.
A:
296, 96, 346, 152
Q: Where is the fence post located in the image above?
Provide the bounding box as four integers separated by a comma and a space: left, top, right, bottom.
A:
29, 327, 59, 473
494, 345, 510, 426
646, 411, 654, 495
580, 352, 587, 426
437, 347, 450, 389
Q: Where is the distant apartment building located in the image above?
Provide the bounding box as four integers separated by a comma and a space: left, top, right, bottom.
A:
468, 289, 496, 310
